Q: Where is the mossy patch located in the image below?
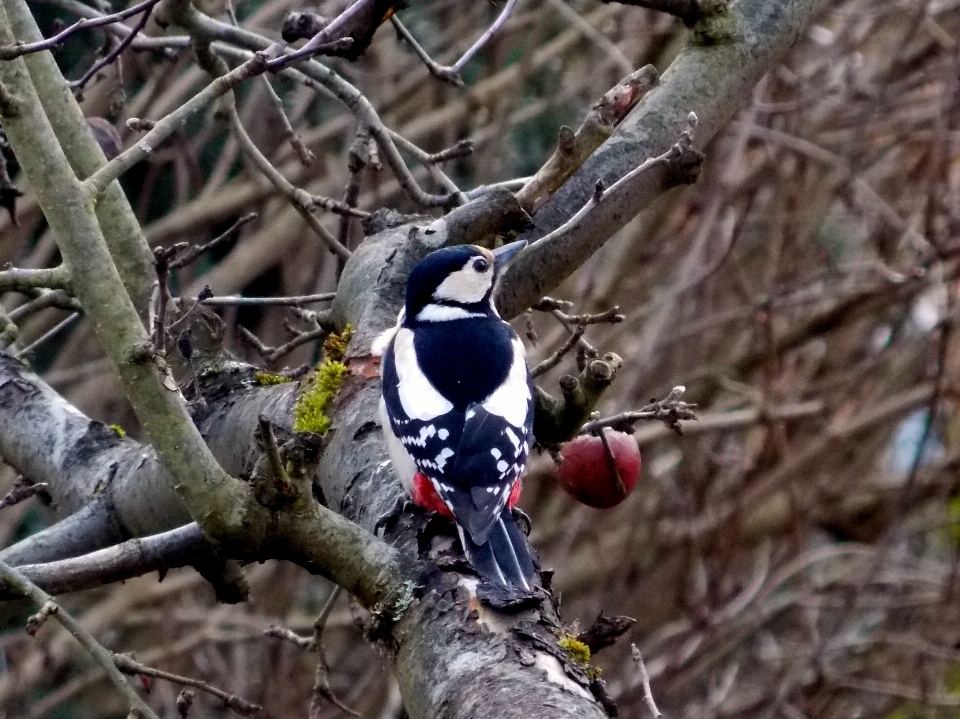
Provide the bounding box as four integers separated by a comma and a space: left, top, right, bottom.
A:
323, 324, 354, 362
291, 325, 355, 434
108, 424, 126, 438
255, 371, 293, 386
293, 360, 348, 435
558, 634, 592, 668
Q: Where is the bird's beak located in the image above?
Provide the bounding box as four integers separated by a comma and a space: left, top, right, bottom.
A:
493, 240, 527, 271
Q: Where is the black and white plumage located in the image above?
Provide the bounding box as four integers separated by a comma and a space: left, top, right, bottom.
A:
375, 241, 536, 591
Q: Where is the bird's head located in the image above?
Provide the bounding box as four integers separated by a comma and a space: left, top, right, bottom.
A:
403, 241, 526, 323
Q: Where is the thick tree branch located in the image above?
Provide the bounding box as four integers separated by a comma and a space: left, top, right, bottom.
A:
6, 0, 158, 317
0, 524, 205, 599
496, 0, 831, 320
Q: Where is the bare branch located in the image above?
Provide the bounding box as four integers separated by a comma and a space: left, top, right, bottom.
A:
0, 265, 70, 293
631, 645, 663, 719
516, 65, 660, 214
0, 476, 49, 511
83, 52, 271, 197
114, 653, 261, 716
0, 559, 161, 719
580, 385, 697, 435
0, 0, 161, 59
199, 293, 335, 308
68, 0, 160, 93
169, 213, 258, 269
226, 104, 351, 261
1, 524, 210, 599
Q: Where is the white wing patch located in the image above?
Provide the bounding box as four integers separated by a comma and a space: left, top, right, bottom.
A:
435, 447, 455, 470
393, 328, 453, 420
481, 338, 530, 427
402, 424, 437, 447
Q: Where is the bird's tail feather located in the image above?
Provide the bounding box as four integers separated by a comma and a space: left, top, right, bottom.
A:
460, 511, 536, 592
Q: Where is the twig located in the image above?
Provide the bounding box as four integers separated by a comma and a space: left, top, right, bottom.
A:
387, 130, 469, 205
238, 309, 335, 363
114, 653, 261, 716
309, 193, 371, 219
0, 476, 50, 510
530, 302, 623, 377
580, 385, 697, 435
390, 0, 521, 82
226, 104, 351, 261
516, 65, 659, 213
0, 524, 211, 600
257, 415, 291, 488
167, 287, 214, 335
532, 324, 584, 377
83, 53, 272, 197
631, 644, 663, 719
262, 586, 357, 715
263, 0, 370, 71
337, 129, 375, 262
169, 213, 258, 269
308, 586, 358, 716
389, 16, 464, 85
0, 0, 160, 59
311, 584, 342, 648
264, 625, 312, 648
0, 559, 160, 719
199, 292, 335, 307
499, 112, 702, 319
68, 0, 161, 94
8, 289, 81, 322
448, 0, 520, 74
224, 0, 314, 166
13, 312, 81, 359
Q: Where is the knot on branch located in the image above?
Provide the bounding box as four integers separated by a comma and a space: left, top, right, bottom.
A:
250, 415, 322, 510
281, 11, 329, 42
534, 352, 623, 446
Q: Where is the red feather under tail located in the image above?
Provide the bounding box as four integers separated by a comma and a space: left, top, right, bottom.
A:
411, 471, 522, 520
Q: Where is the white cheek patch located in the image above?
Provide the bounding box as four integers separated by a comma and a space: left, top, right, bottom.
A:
393, 328, 453, 420
433, 265, 492, 304
481, 337, 530, 428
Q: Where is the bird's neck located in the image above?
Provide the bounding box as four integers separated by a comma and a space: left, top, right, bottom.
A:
406, 299, 498, 325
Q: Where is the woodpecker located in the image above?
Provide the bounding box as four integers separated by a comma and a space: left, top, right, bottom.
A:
374, 241, 536, 591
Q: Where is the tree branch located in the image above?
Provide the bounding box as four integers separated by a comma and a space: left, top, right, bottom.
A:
0, 559, 161, 719
496, 0, 832, 320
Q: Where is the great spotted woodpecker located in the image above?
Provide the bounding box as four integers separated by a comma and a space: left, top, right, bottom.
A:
374, 241, 536, 591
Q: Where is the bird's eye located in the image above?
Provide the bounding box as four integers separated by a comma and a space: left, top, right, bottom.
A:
473, 258, 489, 272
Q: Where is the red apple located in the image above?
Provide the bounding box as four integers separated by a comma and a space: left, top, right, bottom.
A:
557, 429, 641, 508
